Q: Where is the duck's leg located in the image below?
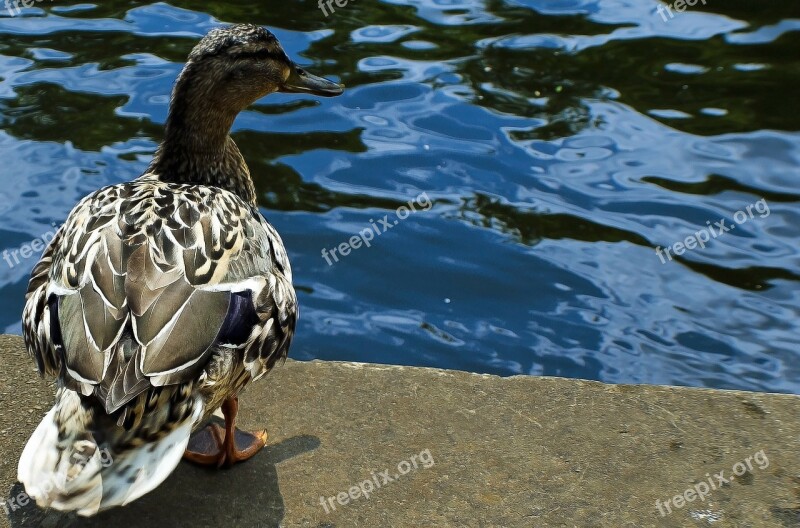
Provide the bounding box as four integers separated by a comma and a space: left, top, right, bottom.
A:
183, 396, 268, 468
219, 396, 269, 466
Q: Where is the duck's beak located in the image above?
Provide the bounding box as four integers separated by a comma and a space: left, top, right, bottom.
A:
280, 64, 343, 97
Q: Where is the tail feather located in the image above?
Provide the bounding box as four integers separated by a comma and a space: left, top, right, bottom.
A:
94, 411, 199, 511
18, 387, 202, 516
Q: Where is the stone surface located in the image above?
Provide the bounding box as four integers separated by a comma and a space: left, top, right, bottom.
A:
0, 334, 798, 527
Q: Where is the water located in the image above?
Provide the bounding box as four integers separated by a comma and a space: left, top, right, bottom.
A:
0, 1, 798, 394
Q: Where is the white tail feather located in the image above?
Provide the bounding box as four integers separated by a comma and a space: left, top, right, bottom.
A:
18, 390, 202, 516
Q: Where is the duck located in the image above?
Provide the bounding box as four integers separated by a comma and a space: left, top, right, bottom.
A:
18, 24, 343, 515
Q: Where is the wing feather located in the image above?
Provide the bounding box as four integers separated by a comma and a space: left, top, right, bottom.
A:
23, 177, 297, 415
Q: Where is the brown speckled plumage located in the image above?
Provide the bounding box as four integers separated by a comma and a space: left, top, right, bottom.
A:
24, 175, 296, 414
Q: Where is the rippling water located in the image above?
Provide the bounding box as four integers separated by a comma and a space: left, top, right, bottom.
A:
0, 1, 798, 393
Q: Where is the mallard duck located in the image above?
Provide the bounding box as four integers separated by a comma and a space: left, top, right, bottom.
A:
18, 24, 343, 515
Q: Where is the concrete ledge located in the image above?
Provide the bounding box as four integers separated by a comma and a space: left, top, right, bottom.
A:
1, 334, 798, 527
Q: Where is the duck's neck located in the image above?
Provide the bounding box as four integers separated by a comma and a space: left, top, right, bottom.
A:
148, 66, 257, 205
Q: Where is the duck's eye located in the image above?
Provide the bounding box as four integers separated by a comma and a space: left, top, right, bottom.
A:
233, 49, 274, 61
296, 68, 307, 76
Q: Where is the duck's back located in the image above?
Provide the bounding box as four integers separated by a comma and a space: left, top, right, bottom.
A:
19, 174, 297, 514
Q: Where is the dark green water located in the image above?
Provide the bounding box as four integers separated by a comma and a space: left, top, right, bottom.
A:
0, 1, 798, 393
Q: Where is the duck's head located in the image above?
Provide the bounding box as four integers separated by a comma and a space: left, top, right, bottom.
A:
155, 24, 342, 201
175, 24, 343, 114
